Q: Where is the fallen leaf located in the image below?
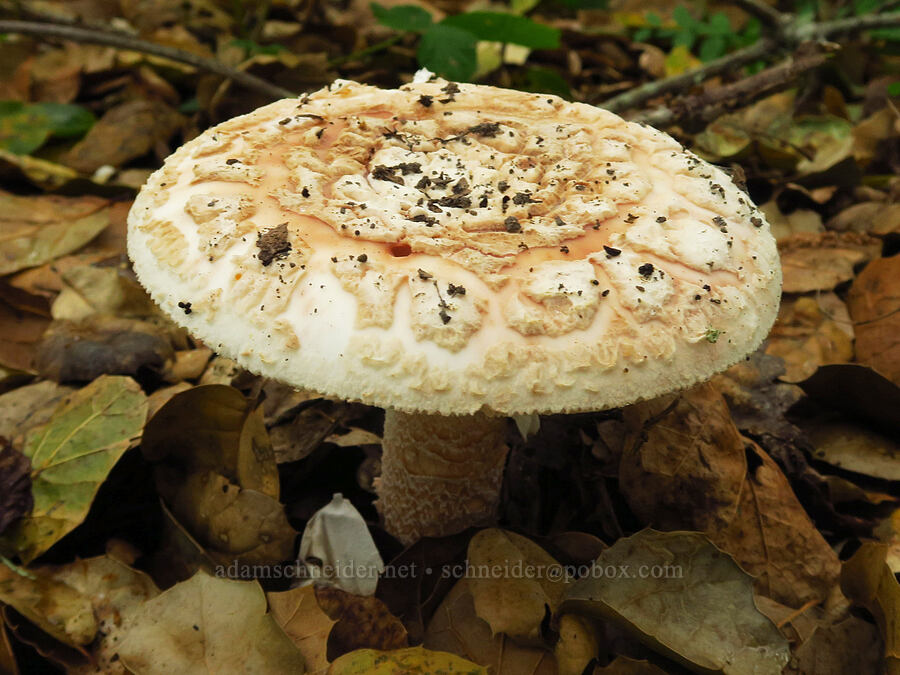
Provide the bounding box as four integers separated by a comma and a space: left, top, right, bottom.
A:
0, 375, 148, 563
827, 200, 900, 235
0, 441, 32, 536
62, 100, 183, 173
315, 586, 408, 657
50, 264, 157, 321
593, 657, 668, 674
804, 421, 900, 481
0, 191, 110, 276
0, 149, 80, 191
798, 364, 900, 435
34, 316, 175, 383
141, 384, 280, 498
766, 295, 854, 382
0, 296, 50, 373
327, 646, 486, 675
49, 556, 160, 675
118, 570, 306, 674
791, 616, 882, 675
161, 347, 212, 382
619, 383, 841, 607
0, 558, 96, 648
561, 530, 790, 675
0, 380, 75, 449
555, 614, 599, 675
424, 578, 557, 675
777, 231, 876, 293
847, 255, 900, 386
268, 585, 337, 674
0, 621, 17, 675
840, 542, 900, 673
467, 528, 569, 645
163, 470, 296, 566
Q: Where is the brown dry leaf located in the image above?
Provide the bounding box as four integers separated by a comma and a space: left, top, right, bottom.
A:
766, 295, 854, 382
150, 500, 217, 589
327, 646, 486, 675
0, 559, 96, 649
0, 380, 75, 449
777, 232, 877, 293
62, 100, 183, 174
50, 264, 157, 321
467, 529, 569, 645
35, 316, 175, 383
161, 347, 213, 383
118, 571, 306, 675
0, 191, 110, 276
163, 470, 296, 566
619, 383, 841, 607
51, 556, 160, 675
848, 256, 900, 385
853, 106, 899, 167
268, 585, 337, 675
0, 297, 48, 373
146, 381, 192, 419
0, 441, 32, 536
828, 201, 900, 235
315, 586, 408, 657
424, 578, 557, 675
9, 251, 119, 303
790, 616, 882, 675
593, 657, 668, 674
804, 421, 900, 481
141, 384, 280, 498
759, 200, 824, 241
0, 621, 17, 675
554, 614, 599, 675
841, 542, 900, 673
561, 530, 790, 675
198, 355, 244, 385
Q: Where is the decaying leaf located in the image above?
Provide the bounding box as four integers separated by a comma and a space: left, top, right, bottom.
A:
425, 578, 557, 675
555, 614, 599, 675
0, 191, 110, 276
51, 264, 158, 321
0, 558, 97, 648
841, 542, 900, 673
0, 295, 50, 373
163, 470, 296, 566
0, 441, 32, 536
766, 294, 854, 382
593, 657, 668, 674
268, 585, 337, 675
803, 421, 900, 481
142, 384, 279, 498
0, 380, 75, 450
327, 646, 486, 675
799, 364, 900, 435
561, 530, 790, 675
118, 571, 306, 674
619, 383, 841, 608
467, 528, 569, 645
791, 616, 883, 675
315, 586, 408, 657
0, 375, 148, 563
0, 621, 17, 675
777, 231, 876, 293
847, 255, 900, 386
35, 316, 175, 383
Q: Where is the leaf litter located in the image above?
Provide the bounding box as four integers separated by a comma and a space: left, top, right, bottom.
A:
1, 0, 900, 672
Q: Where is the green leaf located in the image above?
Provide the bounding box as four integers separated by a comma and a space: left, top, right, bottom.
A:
0, 375, 148, 563
0, 101, 94, 155
441, 11, 560, 48
521, 66, 572, 99
888, 81, 900, 97
370, 3, 433, 32
510, 0, 541, 15
699, 34, 728, 61
418, 24, 478, 81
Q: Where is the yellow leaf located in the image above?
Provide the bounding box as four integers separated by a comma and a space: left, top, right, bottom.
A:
327, 647, 486, 675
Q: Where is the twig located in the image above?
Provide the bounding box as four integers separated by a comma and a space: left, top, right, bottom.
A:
601, 37, 778, 113
634, 47, 831, 128
602, 6, 900, 115
729, 0, 787, 28
0, 19, 296, 100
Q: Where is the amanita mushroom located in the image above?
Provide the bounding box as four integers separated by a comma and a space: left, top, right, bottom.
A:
128, 75, 781, 545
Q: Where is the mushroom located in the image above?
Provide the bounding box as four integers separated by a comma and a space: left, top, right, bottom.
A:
127, 76, 781, 545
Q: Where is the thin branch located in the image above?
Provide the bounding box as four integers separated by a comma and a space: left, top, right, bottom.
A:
600, 37, 777, 113
728, 0, 787, 28
798, 10, 900, 40
0, 19, 297, 100
633, 47, 831, 128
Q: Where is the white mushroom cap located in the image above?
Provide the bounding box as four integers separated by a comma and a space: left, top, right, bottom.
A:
128, 78, 781, 415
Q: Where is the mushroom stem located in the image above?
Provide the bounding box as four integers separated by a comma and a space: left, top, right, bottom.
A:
376, 410, 509, 545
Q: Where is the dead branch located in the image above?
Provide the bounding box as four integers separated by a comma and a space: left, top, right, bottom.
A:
0, 19, 297, 100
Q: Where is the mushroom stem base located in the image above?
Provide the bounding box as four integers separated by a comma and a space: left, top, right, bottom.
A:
376, 410, 509, 545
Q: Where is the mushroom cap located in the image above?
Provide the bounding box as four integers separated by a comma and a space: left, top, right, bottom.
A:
128, 78, 781, 415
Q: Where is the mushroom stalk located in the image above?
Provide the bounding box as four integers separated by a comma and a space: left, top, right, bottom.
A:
376, 410, 509, 545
